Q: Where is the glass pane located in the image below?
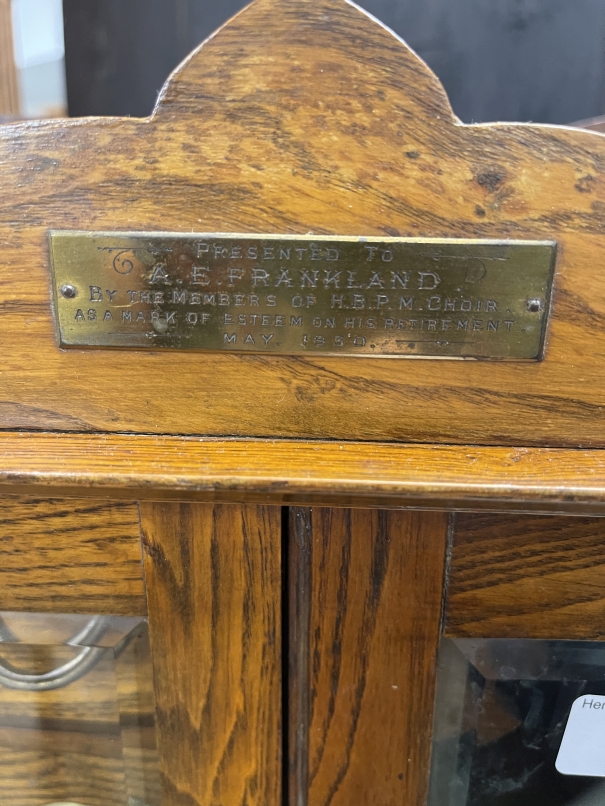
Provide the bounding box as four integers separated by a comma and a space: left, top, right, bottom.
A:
428, 638, 605, 806
0, 611, 160, 806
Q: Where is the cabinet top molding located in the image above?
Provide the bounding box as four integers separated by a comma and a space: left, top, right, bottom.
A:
1, 434, 605, 514
0, 0, 604, 448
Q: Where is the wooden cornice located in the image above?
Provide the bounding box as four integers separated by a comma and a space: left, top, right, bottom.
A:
1, 432, 604, 513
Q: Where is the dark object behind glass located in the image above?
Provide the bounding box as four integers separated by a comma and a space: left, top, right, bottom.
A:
429, 639, 605, 806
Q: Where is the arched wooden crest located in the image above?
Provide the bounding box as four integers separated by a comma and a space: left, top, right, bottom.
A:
1, 0, 604, 446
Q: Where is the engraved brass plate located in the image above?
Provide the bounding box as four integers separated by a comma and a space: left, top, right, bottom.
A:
50, 232, 556, 359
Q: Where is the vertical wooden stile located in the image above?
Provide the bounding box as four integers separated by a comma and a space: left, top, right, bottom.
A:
140, 502, 282, 806
289, 508, 449, 806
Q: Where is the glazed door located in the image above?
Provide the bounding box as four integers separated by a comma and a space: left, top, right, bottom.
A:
287, 509, 605, 806
0, 499, 447, 806
0, 499, 284, 806
430, 513, 605, 806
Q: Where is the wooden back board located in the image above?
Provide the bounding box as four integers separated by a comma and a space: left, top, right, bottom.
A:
0, 0, 604, 448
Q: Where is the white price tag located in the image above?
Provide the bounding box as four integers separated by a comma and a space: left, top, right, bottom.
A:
556, 695, 605, 777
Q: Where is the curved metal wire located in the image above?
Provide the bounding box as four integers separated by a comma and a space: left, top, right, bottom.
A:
0, 615, 136, 691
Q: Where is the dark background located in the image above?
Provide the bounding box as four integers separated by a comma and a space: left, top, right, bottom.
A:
62, 0, 605, 125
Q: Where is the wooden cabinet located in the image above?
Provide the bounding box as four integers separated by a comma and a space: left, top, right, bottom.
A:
1, 0, 605, 804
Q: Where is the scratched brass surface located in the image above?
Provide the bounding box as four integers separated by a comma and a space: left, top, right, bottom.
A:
50, 232, 555, 359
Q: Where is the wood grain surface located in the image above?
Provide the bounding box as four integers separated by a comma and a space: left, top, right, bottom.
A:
445, 513, 605, 639
0, 0, 19, 117
0, 496, 146, 614
141, 502, 282, 806
0, 0, 604, 445
289, 507, 449, 806
2, 434, 605, 513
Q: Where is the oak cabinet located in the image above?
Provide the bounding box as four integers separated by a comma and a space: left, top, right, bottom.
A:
1, 1, 605, 803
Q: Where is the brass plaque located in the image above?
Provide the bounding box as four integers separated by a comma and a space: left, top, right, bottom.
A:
50, 232, 555, 359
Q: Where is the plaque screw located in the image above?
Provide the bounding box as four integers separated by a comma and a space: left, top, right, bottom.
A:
60, 284, 77, 299
526, 298, 542, 313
